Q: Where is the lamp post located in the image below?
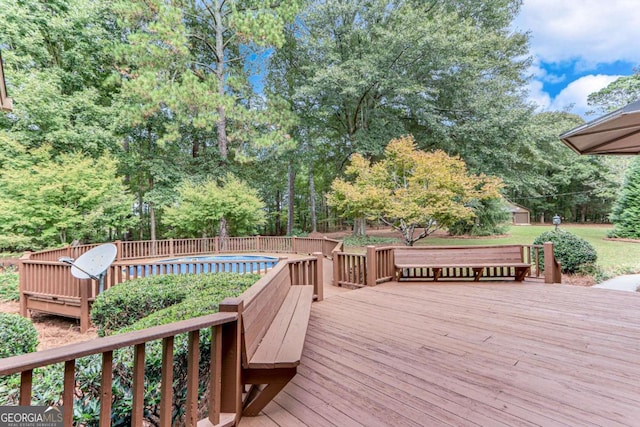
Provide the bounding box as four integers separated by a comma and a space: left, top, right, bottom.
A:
552, 214, 561, 231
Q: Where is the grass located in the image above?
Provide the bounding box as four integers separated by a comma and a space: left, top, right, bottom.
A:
346, 224, 640, 275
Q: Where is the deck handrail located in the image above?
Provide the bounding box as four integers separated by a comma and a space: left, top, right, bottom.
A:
332, 243, 562, 287
3, 249, 325, 425
19, 237, 339, 332
0, 312, 241, 426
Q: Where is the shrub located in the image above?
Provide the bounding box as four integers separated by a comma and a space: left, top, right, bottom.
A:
0, 313, 39, 358
91, 275, 190, 336
343, 235, 399, 247
608, 157, 640, 239
533, 230, 598, 274
0, 266, 19, 302
448, 198, 510, 237
119, 273, 259, 332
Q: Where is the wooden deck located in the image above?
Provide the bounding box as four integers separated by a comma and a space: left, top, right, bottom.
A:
241, 281, 640, 426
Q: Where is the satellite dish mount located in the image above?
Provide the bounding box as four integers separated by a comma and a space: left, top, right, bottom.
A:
59, 243, 117, 294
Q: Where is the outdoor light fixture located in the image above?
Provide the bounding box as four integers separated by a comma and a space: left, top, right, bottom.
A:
552, 214, 561, 231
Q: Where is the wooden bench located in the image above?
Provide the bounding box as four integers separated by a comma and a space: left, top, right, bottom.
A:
394, 245, 531, 282
220, 262, 314, 416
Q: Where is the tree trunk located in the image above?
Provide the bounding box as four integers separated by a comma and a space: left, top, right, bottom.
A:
309, 167, 317, 233
353, 217, 367, 237
275, 189, 282, 235
138, 192, 144, 240
214, 1, 228, 160
149, 203, 156, 242
581, 206, 587, 223
287, 161, 295, 235
219, 216, 228, 251
539, 212, 545, 224
148, 175, 156, 243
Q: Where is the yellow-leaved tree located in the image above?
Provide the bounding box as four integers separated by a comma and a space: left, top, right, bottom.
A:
328, 135, 503, 245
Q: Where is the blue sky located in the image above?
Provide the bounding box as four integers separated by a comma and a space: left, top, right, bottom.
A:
514, 0, 640, 119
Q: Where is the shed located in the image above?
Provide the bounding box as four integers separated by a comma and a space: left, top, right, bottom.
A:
505, 201, 530, 225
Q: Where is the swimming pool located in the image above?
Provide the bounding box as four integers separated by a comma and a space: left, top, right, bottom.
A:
127, 255, 280, 277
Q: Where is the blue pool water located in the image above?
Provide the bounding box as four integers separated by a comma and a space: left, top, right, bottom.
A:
128, 255, 279, 276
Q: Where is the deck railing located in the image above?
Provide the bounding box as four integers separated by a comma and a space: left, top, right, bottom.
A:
3, 254, 325, 426
332, 252, 367, 287
0, 312, 241, 426
19, 237, 340, 332
332, 243, 562, 287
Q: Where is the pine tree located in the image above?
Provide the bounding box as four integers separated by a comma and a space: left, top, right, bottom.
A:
609, 158, 640, 238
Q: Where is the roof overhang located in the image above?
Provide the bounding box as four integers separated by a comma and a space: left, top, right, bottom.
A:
0, 51, 12, 112
559, 99, 640, 155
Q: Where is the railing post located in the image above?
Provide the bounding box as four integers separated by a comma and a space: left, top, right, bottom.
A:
544, 242, 557, 284
19, 252, 31, 318
292, 236, 297, 254
256, 235, 261, 252
332, 250, 340, 286
313, 252, 324, 301
80, 280, 90, 333
218, 298, 244, 424
114, 240, 122, 261
169, 238, 174, 256
366, 246, 377, 287
214, 237, 220, 253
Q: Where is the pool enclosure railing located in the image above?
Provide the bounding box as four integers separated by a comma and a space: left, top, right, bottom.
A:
19, 236, 341, 332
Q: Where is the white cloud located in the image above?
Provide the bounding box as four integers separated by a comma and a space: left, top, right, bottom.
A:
515, 0, 640, 66
549, 74, 623, 117
526, 79, 551, 112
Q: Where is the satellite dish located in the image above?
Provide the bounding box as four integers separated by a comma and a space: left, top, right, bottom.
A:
59, 243, 117, 294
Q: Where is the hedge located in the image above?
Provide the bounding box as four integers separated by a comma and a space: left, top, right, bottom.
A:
0, 313, 39, 358
533, 230, 597, 274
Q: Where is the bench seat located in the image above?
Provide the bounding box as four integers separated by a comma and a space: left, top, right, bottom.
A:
394, 246, 531, 282
248, 285, 313, 370
221, 262, 314, 417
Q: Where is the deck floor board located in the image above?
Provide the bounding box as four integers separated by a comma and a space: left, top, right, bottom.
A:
240, 282, 640, 427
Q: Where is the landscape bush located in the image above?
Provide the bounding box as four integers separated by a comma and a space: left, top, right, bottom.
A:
0, 266, 19, 302
343, 235, 399, 247
0, 313, 39, 358
90, 275, 191, 336
448, 198, 510, 237
533, 230, 598, 274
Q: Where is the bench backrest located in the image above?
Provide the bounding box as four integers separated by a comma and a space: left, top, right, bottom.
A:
394, 245, 525, 265
235, 262, 292, 367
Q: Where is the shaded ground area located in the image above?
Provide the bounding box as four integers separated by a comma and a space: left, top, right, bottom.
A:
0, 301, 97, 351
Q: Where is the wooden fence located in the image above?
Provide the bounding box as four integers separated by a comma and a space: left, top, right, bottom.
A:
19, 237, 340, 332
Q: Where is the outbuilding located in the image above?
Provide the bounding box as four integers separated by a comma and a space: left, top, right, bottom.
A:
506, 201, 530, 225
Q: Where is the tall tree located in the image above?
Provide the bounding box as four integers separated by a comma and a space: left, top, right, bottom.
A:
0, 0, 120, 156
113, 0, 299, 239
588, 70, 640, 113
268, 0, 531, 233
